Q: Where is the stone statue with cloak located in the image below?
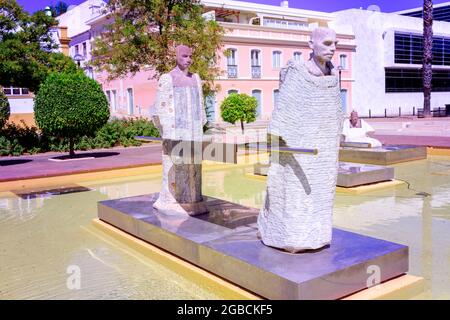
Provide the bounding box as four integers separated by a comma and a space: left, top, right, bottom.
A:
151, 45, 208, 215
258, 28, 344, 252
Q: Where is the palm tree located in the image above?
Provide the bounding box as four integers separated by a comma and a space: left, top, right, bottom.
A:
423, 0, 433, 117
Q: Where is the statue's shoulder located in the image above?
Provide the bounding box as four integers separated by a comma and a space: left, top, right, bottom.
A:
280, 59, 306, 85
158, 73, 173, 88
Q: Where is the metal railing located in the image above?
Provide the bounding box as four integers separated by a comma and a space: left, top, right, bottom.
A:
227, 65, 238, 78
363, 106, 450, 118
251, 66, 261, 79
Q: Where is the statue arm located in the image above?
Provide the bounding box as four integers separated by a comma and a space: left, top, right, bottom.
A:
153, 74, 174, 137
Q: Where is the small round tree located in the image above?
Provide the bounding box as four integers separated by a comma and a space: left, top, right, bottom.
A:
220, 93, 257, 133
34, 72, 110, 157
0, 89, 10, 129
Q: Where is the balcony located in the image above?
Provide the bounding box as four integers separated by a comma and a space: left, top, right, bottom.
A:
227, 65, 238, 78
251, 66, 261, 79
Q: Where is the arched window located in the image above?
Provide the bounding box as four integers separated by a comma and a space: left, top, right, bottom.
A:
293, 51, 302, 61
227, 48, 237, 66
251, 49, 261, 66
227, 48, 238, 78
252, 89, 262, 118
228, 89, 238, 95
205, 92, 216, 121
251, 49, 262, 78
273, 89, 280, 109
272, 51, 282, 68
339, 54, 347, 69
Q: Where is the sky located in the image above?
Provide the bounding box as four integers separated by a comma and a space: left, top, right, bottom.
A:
17, 0, 450, 14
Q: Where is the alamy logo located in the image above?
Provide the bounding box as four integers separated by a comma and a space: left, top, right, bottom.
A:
366, 265, 381, 288
66, 265, 81, 290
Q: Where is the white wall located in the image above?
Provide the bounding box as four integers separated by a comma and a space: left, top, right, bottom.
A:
331, 9, 450, 117
57, 0, 106, 38
9, 99, 34, 113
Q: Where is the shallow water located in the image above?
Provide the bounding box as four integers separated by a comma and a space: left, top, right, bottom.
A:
0, 156, 449, 299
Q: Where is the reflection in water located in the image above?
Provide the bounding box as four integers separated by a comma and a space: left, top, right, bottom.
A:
0, 156, 450, 299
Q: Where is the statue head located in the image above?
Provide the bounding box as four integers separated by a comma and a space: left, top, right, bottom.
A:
175, 45, 193, 72
308, 28, 337, 63
350, 111, 359, 126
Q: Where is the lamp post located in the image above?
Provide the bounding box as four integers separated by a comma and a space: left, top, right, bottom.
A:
73, 53, 84, 67
44, 6, 52, 17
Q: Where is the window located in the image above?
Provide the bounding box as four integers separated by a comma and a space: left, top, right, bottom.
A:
251, 49, 261, 66
106, 90, 111, 104
74, 44, 79, 56
339, 54, 347, 69
251, 49, 261, 79
127, 88, 134, 115
227, 48, 238, 78
263, 18, 308, 30
272, 51, 282, 69
228, 89, 238, 95
395, 32, 450, 66
252, 89, 262, 118
293, 52, 302, 61
340, 89, 347, 114
273, 89, 280, 109
385, 68, 450, 92
205, 93, 216, 121
401, 5, 450, 22
2, 87, 29, 96
82, 42, 87, 57
111, 90, 117, 112
227, 48, 237, 66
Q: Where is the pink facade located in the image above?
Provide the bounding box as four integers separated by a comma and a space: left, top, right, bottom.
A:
61, 0, 356, 122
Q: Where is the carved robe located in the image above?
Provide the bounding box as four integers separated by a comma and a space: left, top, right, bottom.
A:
258, 60, 344, 252
153, 72, 207, 215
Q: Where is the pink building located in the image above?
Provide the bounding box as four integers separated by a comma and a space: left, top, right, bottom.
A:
58, 0, 356, 123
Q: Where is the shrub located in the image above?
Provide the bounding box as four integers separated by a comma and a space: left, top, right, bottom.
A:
0, 90, 10, 129
34, 72, 110, 156
0, 118, 159, 156
220, 93, 257, 133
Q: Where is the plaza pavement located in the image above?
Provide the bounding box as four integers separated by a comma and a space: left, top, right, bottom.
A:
0, 144, 162, 182
1, 119, 450, 182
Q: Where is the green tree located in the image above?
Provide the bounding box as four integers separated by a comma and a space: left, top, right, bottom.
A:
423, 0, 433, 117
34, 73, 110, 157
0, 89, 10, 128
90, 0, 224, 96
0, 0, 78, 93
220, 93, 257, 134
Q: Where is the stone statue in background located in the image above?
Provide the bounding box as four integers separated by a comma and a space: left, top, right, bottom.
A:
342, 111, 382, 148
152, 45, 208, 215
258, 27, 344, 252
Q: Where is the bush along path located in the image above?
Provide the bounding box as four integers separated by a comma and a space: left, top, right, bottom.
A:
0, 118, 160, 157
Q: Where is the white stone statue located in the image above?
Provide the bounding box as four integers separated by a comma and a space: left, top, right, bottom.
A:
342, 111, 382, 147
152, 45, 208, 215
257, 27, 344, 253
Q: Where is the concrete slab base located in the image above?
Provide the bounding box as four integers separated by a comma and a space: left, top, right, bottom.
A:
253, 162, 395, 188
339, 145, 427, 165
97, 194, 409, 300
92, 219, 422, 300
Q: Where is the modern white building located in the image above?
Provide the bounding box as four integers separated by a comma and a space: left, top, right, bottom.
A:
331, 6, 450, 117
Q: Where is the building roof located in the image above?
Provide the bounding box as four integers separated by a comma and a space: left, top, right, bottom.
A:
202, 0, 335, 21
395, 2, 450, 22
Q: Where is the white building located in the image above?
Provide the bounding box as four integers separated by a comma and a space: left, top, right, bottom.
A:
331, 6, 450, 117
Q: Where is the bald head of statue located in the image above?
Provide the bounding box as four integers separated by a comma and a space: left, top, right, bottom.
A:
309, 27, 337, 63
175, 45, 193, 72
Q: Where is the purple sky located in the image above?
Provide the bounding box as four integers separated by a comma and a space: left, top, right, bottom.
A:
17, 0, 450, 14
